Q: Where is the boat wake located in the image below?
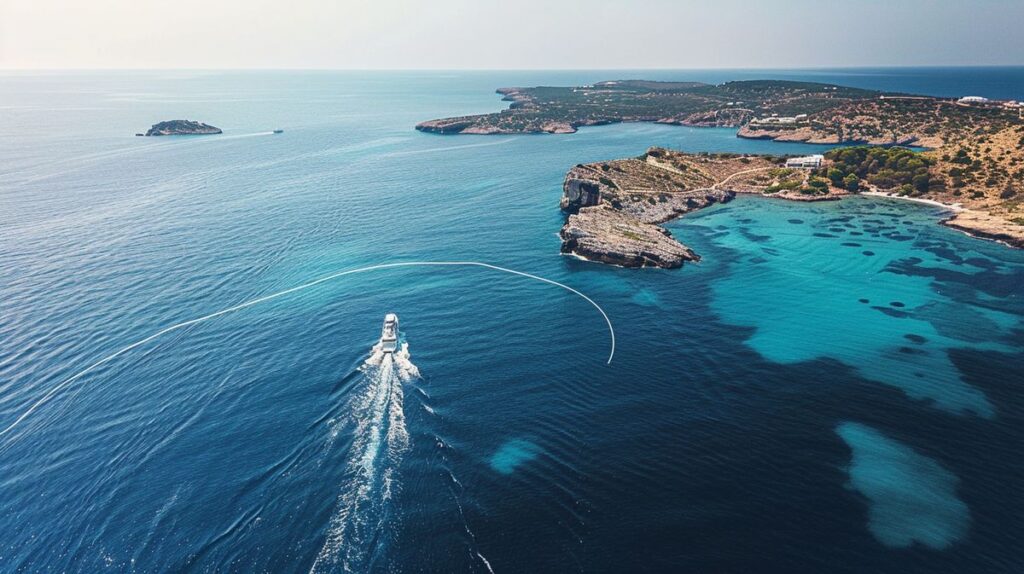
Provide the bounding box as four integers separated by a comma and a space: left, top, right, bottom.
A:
1, 261, 613, 448
310, 341, 419, 573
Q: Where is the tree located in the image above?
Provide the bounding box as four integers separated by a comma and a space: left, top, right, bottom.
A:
912, 174, 930, 193
843, 173, 860, 192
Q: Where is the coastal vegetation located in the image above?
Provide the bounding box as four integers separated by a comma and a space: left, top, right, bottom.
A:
815, 132, 1024, 246
416, 80, 885, 135
822, 147, 933, 196
417, 79, 1021, 149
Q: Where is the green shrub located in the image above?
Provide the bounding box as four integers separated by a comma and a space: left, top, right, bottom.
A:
825, 146, 933, 192
843, 173, 860, 192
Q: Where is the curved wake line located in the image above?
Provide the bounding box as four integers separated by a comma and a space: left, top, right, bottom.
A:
1, 261, 613, 443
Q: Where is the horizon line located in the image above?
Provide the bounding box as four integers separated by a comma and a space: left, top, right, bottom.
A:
2, 64, 1024, 73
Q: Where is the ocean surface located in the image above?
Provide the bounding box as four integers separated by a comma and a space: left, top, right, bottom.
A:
0, 68, 1022, 573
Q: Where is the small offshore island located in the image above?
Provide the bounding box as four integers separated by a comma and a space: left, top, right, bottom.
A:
140, 120, 222, 136
418, 80, 1024, 264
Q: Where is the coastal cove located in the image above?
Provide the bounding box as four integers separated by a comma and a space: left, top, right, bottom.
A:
556, 145, 1024, 268
1, 70, 1023, 573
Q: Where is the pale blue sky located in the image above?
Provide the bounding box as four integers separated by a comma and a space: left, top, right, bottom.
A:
1, 0, 1021, 69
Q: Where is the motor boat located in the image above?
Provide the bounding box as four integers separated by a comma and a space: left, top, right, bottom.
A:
379, 313, 399, 353
272, 129, 284, 134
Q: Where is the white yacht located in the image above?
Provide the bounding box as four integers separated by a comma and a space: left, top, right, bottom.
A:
379, 313, 399, 353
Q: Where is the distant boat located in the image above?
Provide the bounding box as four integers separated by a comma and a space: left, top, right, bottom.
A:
378, 313, 399, 353
272, 129, 284, 134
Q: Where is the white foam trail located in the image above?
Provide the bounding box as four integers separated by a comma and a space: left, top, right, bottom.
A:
1, 262, 613, 445
477, 552, 496, 574
310, 344, 417, 573
446, 473, 494, 573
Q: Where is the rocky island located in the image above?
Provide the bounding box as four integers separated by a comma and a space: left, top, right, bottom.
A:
419, 80, 1024, 255
142, 120, 222, 136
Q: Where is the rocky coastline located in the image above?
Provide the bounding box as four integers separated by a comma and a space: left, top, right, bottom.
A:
941, 211, 1024, 249
559, 147, 1023, 269
558, 149, 843, 268
413, 80, 1009, 149
735, 125, 921, 147
560, 206, 706, 268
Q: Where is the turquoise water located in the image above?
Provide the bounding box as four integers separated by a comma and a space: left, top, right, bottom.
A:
836, 422, 969, 551
676, 196, 1016, 418
0, 70, 1022, 573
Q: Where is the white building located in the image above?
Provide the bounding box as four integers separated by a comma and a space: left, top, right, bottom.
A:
958, 96, 990, 104
786, 154, 824, 169
753, 115, 802, 125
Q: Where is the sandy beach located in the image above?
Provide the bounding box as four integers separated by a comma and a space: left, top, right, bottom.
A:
860, 190, 963, 212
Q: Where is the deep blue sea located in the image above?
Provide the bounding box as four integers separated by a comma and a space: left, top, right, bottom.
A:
1, 68, 1022, 573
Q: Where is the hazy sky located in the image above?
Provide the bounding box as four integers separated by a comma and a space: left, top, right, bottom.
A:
2, 0, 1022, 69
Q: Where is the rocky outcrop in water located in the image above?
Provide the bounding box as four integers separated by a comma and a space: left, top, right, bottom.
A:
143, 120, 222, 136
942, 211, 1024, 248
559, 153, 747, 268
560, 206, 701, 268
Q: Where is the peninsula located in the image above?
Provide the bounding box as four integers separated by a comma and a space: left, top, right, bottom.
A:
141, 120, 222, 136
418, 80, 1024, 258
561, 146, 1024, 267
560, 149, 834, 267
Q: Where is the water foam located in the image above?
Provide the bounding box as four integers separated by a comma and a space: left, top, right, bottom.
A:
310, 343, 419, 573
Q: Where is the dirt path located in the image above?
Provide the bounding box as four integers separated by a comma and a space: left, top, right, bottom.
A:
711, 166, 774, 189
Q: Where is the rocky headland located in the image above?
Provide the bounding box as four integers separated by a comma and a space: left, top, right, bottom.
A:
560, 144, 1024, 268
942, 211, 1024, 248
142, 120, 222, 136
559, 149, 846, 268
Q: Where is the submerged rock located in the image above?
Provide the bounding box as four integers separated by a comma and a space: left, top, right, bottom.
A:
144, 120, 222, 136
836, 422, 970, 550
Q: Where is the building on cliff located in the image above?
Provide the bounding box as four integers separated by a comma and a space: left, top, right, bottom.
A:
786, 154, 824, 169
